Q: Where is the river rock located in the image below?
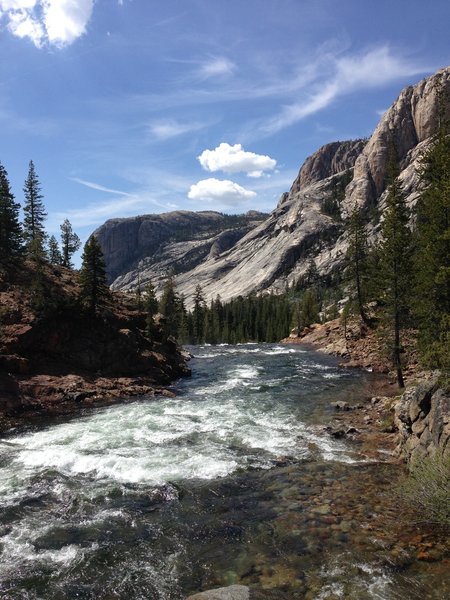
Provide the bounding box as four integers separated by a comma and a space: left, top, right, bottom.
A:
330, 401, 350, 410
187, 585, 250, 600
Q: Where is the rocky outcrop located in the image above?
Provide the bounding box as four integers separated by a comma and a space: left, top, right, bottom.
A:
394, 376, 450, 463
99, 67, 450, 307
0, 262, 190, 431
289, 139, 366, 193
344, 67, 450, 213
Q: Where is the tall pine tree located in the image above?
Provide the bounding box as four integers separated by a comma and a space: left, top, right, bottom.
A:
192, 284, 206, 343
414, 87, 450, 371
159, 276, 180, 338
23, 160, 47, 252
144, 282, 159, 337
79, 236, 110, 315
378, 143, 412, 387
60, 219, 81, 268
0, 162, 22, 263
346, 204, 371, 326
48, 235, 63, 265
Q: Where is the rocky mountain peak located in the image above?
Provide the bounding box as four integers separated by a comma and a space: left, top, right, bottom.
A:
290, 139, 366, 193
345, 66, 450, 212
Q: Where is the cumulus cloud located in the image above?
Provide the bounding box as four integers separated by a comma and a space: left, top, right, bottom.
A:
0, 0, 94, 47
188, 178, 256, 206
198, 143, 277, 178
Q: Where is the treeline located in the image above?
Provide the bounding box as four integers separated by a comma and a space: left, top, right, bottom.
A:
142, 282, 292, 345
0, 160, 110, 316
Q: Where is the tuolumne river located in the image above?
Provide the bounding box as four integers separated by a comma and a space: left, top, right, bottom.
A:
0, 345, 447, 599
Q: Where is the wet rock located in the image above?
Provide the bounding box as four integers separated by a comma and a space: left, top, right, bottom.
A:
330, 401, 350, 411
310, 504, 331, 515
187, 585, 250, 599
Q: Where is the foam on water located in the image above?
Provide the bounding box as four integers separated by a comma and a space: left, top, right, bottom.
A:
1, 344, 358, 500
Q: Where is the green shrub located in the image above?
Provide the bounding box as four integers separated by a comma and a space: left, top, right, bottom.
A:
397, 452, 450, 528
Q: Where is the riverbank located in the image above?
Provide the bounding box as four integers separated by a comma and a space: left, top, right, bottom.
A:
0, 261, 190, 434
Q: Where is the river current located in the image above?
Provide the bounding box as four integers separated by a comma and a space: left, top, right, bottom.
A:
0, 344, 447, 599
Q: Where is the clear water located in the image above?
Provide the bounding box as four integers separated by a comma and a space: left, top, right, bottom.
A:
0, 345, 447, 599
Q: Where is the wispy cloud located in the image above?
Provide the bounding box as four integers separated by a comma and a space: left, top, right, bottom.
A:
146, 118, 208, 141
258, 45, 432, 136
70, 177, 133, 196
199, 56, 236, 79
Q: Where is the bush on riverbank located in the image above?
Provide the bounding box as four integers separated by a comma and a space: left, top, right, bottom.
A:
397, 452, 450, 528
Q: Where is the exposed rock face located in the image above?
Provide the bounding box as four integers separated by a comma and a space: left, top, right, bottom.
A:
394, 376, 450, 463
99, 67, 450, 306
94, 211, 267, 287
289, 139, 366, 193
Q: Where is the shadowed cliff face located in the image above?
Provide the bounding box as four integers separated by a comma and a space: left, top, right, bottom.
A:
98, 67, 450, 306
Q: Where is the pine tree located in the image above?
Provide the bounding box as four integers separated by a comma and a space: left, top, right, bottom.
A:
48, 235, 63, 265
346, 204, 371, 326
60, 219, 81, 268
159, 276, 180, 338
192, 284, 206, 343
378, 143, 412, 388
23, 160, 47, 251
0, 162, 22, 263
414, 88, 450, 371
301, 289, 319, 327
78, 236, 110, 315
144, 282, 159, 337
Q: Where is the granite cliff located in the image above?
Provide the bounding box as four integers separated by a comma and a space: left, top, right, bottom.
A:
96, 67, 450, 305
94, 211, 267, 292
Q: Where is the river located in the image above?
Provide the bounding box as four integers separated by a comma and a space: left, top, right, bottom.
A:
0, 344, 448, 599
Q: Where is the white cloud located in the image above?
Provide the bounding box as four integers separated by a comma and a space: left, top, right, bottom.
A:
260, 45, 431, 135
0, 0, 94, 47
198, 143, 277, 177
199, 57, 235, 78
188, 178, 256, 206
147, 118, 207, 141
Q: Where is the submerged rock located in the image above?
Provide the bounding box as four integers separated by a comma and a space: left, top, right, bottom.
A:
187, 585, 250, 600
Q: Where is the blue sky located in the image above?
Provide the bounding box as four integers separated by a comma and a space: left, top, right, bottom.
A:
0, 0, 449, 252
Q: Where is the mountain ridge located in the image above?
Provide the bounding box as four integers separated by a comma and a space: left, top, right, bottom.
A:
95, 66, 450, 306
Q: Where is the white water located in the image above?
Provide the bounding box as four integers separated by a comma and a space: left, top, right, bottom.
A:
0, 346, 357, 505
0, 343, 391, 599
